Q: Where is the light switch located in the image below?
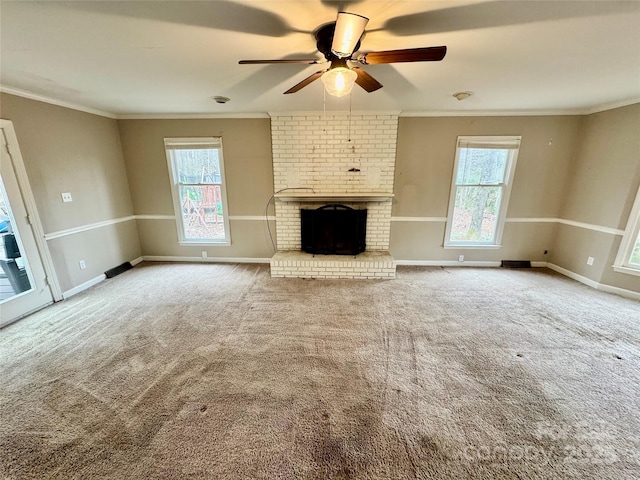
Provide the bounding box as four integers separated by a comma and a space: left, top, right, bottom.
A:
61, 192, 73, 202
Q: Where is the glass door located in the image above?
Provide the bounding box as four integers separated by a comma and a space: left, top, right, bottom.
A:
0, 126, 54, 326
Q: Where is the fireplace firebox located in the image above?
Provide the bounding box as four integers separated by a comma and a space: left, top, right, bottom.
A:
301, 204, 367, 255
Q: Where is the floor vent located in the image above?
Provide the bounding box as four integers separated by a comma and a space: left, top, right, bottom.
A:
501, 260, 532, 268
105, 262, 133, 278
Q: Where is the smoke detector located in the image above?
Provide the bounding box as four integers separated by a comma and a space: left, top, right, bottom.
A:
212, 96, 230, 104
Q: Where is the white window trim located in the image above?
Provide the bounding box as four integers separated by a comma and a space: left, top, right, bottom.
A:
613, 185, 640, 277
444, 135, 521, 248
164, 137, 232, 246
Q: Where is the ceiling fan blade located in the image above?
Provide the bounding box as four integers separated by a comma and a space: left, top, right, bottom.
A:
356, 46, 447, 65
382, 2, 640, 36
284, 71, 325, 94
331, 12, 369, 58
239, 59, 322, 65
352, 67, 383, 92
68, 1, 293, 38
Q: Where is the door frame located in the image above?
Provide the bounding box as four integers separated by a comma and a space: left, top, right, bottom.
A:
1, 119, 62, 301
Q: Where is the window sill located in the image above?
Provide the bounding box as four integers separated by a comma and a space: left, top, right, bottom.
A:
612, 265, 640, 277
443, 244, 502, 249
179, 240, 231, 247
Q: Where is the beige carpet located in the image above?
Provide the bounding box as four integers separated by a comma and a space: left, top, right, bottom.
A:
1, 263, 639, 479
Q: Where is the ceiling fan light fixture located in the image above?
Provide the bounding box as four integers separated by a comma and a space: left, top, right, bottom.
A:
240, 12, 447, 96
331, 12, 369, 58
321, 67, 357, 97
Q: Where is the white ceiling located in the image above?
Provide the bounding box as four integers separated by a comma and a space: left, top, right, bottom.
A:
1, 1, 639, 117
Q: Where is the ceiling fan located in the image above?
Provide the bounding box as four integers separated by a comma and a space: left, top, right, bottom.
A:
239, 12, 447, 97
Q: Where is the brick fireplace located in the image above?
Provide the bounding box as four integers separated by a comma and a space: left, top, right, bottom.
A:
269, 112, 398, 279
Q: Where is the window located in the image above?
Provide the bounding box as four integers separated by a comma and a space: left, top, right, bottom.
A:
444, 136, 521, 248
613, 186, 640, 277
165, 137, 231, 245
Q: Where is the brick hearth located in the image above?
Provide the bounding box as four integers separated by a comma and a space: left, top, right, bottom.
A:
270, 251, 395, 279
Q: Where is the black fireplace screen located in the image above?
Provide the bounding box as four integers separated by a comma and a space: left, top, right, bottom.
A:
301, 204, 367, 255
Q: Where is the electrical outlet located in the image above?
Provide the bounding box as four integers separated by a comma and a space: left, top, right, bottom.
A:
61, 192, 72, 203
202, 251, 207, 259
587, 256, 595, 266
458, 255, 464, 262
79, 260, 86, 270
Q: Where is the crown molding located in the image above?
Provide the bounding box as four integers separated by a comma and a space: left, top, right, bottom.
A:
0, 85, 117, 119
0, 85, 269, 120
582, 97, 640, 115
3, 84, 636, 120
399, 109, 585, 117
401, 98, 640, 118
268, 110, 402, 118
117, 112, 270, 120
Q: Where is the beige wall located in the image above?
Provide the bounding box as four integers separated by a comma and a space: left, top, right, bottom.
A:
552, 103, 640, 292
390, 222, 558, 263
117, 118, 274, 259
560, 104, 640, 229
3, 90, 637, 295
391, 115, 581, 262
47, 221, 141, 291
137, 218, 274, 259
0, 93, 140, 292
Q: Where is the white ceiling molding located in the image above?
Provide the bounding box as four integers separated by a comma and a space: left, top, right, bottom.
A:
0, 85, 116, 119
400, 109, 587, 117
268, 110, 402, 117
2, 84, 638, 121
399, 98, 639, 117
582, 97, 640, 115
117, 113, 271, 120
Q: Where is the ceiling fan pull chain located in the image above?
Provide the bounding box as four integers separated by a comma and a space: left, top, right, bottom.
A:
348, 92, 353, 143
323, 87, 327, 139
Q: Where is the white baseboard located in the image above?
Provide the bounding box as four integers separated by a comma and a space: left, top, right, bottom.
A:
546, 263, 640, 301
531, 261, 548, 268
395, 260, 549, 268
394, 260, 639, 300
60, 257, 639, 301
62, 256, 144, 299
62, 274, 106, 299
597, 283, 640, 301
545, 263, 600, 289
395, 260, 502, 267
141, 255, 271, 264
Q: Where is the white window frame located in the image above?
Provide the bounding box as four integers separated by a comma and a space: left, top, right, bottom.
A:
613, 185, 640, 277
444, 135, 521, 248
164, 137, 231, 246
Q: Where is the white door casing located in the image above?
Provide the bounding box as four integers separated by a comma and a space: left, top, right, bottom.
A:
0, 119, 60, 326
